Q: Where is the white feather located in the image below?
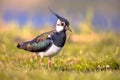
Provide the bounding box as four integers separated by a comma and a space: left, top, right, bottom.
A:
56, 19, 64, 32
48, 35, 51, 38
56, 26, 63, 32
38, 44, 61, 57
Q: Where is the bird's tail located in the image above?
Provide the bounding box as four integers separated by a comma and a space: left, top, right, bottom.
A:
17, 42, 28, 50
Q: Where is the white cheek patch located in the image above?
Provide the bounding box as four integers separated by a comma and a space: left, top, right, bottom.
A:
56, 26, 64, 32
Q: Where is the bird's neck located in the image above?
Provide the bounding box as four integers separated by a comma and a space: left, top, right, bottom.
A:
52, 31, 66, 47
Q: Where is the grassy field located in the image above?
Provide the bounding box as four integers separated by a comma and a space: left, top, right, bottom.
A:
0, 25, 120, 80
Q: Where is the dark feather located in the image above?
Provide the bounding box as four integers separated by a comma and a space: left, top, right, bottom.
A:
49, 8, 69, 26
17, 30, 56, 52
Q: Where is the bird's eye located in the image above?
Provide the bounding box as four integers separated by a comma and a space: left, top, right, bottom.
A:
61, 23, 64, 26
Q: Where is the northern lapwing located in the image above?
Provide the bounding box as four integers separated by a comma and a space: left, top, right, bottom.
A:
17, 9, 71, 69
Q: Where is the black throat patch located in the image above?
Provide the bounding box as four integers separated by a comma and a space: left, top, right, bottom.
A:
51, 31, 66, 47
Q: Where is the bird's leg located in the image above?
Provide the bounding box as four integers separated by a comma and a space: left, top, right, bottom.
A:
48, 57, 51, 69
40, 56, 43, 69
40, 58, 43, 69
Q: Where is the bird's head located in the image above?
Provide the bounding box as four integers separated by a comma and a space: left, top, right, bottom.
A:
49, 9, 71, 32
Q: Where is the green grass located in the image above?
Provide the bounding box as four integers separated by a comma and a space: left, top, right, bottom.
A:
0, 27, 120, 80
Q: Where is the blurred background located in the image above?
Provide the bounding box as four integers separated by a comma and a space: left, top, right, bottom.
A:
0, 0, 120, 50
0, 0, 120, 43
0, 0, 120, 31
0, 0, 120, 79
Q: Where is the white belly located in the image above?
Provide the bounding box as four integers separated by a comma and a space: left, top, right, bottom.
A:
38, 44, 61, 57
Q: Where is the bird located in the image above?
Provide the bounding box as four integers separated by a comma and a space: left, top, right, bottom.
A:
17, 9, 71, 69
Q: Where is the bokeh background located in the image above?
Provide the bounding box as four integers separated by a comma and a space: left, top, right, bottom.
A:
0, 0, 120, 31
0, 0, 120, 80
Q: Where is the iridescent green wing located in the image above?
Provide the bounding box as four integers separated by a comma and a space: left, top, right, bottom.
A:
19, 30, 56, 52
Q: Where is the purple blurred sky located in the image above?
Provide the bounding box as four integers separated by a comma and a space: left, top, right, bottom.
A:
0, 0, 119, 13
0, 0, 120, 31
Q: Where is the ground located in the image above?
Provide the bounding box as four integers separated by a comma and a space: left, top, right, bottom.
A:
0, 26, 120, 80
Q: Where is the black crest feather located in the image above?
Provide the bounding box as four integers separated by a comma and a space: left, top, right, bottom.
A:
49, 8, 69, 26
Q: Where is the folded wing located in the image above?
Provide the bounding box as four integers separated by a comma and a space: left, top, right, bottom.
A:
17, 30, 56, 52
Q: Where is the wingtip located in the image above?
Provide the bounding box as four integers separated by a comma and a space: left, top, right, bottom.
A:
17, 43, 21, 48
17, 42, 23, 48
